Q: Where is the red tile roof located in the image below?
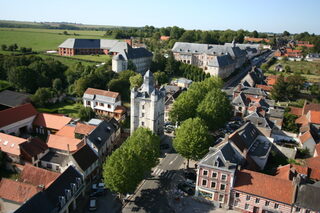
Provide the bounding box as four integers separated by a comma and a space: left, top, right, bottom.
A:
56, 125, 76, 138
20, 137, 48, 160
302, 103, 320, 115
305, 157, 320, 180
266, 75, 278, 86
234, 169, 295, 204
75, 123, 96, 135
315, 144, 320, 157
33, 113, 72, 130
256, 84, 273, 92
0, 103, 37, 128
275, 164, 309, 180
295, 115, 308, 125
19, 164, 59, 188
290, 107, 303, 116
160, 36, 170, 41
84, 88, 119, 98
46, 134, 83, 152
299, 131, 314, 144
0, 133, 27, 156
0, 178, 40, 203
309, 111, 320, 124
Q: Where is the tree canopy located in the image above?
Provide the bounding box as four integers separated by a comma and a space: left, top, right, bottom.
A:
103, 127, 160, 195
173, 117, 211, 167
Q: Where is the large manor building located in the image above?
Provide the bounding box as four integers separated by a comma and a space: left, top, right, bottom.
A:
58, 38, 153, 73
171, 41, 247, 79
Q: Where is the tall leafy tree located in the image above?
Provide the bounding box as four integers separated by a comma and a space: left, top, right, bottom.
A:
78, 105, 95, 121
196, 89, 232, 130
173, 118, 211, 168
129, 74, 143, 89
271, 75, 287, 101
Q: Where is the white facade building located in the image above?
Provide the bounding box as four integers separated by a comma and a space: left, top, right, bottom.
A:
130, 71, 166, 135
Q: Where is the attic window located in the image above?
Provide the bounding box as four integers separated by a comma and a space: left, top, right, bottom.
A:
214, 158, 220, 167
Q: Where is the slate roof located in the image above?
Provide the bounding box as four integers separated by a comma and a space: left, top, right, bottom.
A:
0, 90, 31, 107
83, 88, 119, 103
0, 103, 37, 128
207, 54, 235, 67
19, 164, 59, 188
234, 169, 295, 205
74, 123, 96, 136
295, 184, 320, 211
87, 120, 117, 149
0, 178, 40, 204
40, 151, 69, 165
232, 92, 249, 107
15, 166, 83, 213
72, 144, 98, 172
234, 86, 267, 97
172, 42, 246, 59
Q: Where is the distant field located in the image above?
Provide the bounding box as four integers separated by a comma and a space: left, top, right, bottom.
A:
267, 60, 320, 83
0, 28, 109, 52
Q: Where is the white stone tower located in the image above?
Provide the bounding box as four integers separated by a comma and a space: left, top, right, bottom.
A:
130, 70, 166, 135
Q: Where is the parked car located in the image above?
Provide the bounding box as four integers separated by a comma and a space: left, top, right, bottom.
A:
92, 182, 105, 191
177, 183, 195, 196
88, 197, 97, 211
90, 188, 106, 197
184, 171, 197, 182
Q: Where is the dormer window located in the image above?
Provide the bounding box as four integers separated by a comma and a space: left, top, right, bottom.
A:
59, 196, 66, 208
76, 177, 82, 187
65, 189, 71, 200
71, 183, 77, 194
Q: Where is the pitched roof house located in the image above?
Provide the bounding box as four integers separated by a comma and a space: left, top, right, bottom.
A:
33, 113, 72, 135
14, 166, 85, 213
46, 134, 84, 153
0, 103, 37, 135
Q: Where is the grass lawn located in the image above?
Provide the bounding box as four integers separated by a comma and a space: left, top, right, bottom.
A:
0, 27, 112, 52
39, 53, 97, 66
268, 60, 320, 83
37, 100, 82, 118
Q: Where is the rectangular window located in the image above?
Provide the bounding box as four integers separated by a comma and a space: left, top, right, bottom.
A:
47, 163, 52, 169
86, 101, 91, 105
203, 170, 208, 176
202, 179, 207, 186
295, 207, 300, 212
221, 174, 227, 181
255, 198, 260, 203
141, 113, 144, 117
245, 204, 249, 210
212, 172, 217, 178
265, 201, 270, 206
234, 200, 238, 206
220, 184, 226, 190
211, 182, 216, 188
108, 104, 111, 108
235, 193, 240, 198
141, 121, 144, 126
274, 203, 279, 209
246, 195, 250, 201
142, 105, 145, 110
218, 194, 224, 202
99, 103, 104, 107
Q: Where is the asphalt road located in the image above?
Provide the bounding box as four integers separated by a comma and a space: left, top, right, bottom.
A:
122, 153, 185, 213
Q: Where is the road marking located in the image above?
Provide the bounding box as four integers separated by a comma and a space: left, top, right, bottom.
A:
169, 156, 179, 165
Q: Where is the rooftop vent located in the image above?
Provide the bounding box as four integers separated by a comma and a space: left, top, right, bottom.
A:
3, 141, 8, 146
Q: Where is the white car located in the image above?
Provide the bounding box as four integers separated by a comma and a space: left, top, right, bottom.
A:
92, 183, 105, 190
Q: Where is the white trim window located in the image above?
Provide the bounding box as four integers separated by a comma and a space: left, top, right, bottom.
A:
221, 174, 227, 181
203, 170, 208, 176
202, 179, 207, 186
212, 172, 218, 178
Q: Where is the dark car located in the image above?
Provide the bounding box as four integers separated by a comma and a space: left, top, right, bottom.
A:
90, 188, 106, 197
177, 183, 195, 196
184, 171, 197, 182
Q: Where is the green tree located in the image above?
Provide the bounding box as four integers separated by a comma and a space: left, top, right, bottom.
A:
252, 30, 259, 38
1, 44, 7, 51
103, 127, 160, 195
196, 89, 232, 130
127, 60, 137, 72
8, 66, 37, 93
103, 146, 144, 195
283, 31, 290, 37
129, 74, 143, 89
31, 88, 55, 107
13, 43, 18, 51
153, 71, 168, 85
260, 63, 269, 72
284, 65, 291, 73
52, 78, 63, 92
271, 75, 287, 101
78, 105, 95, 121
173, 118, 211, 168
282, 112, 299, 133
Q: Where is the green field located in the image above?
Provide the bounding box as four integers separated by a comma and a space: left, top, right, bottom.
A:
267, 60, 320, 83
37, 101, 82, 118
0, 28, 109, 52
